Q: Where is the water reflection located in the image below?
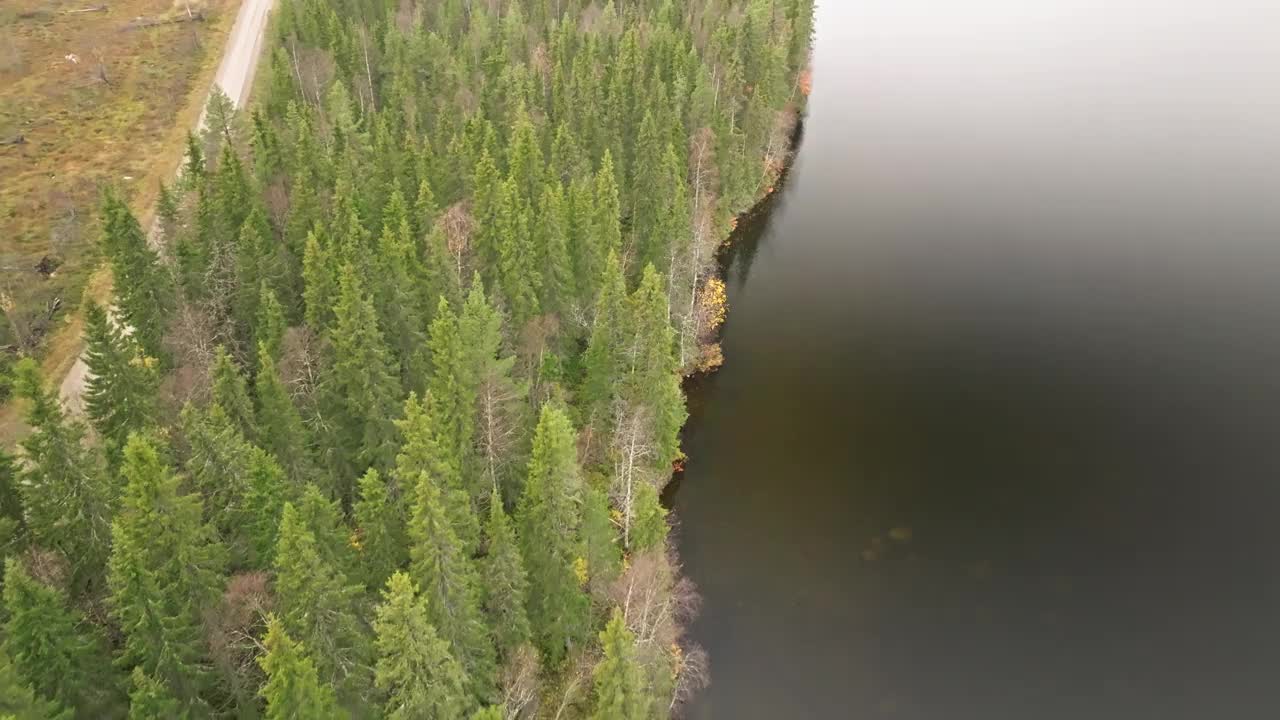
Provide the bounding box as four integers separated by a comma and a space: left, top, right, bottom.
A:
672, 1, 1280, 718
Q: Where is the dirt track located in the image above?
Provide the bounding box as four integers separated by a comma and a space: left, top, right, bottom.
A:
59, 0, 275, 412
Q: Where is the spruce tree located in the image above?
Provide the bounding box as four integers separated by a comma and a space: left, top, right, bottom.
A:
108, 435, 225, 711
353, 469, 407, 592
626, 265, 687, 470
407, 472, 496, 699
372, 572, 472, 719
324, 263, 402, 491
127, 668, 185, 720
481, 490, 531, 657
580, 252, 629, 439
535, 182, 576, 316
83, 301, 157, 468
394, 393, 478, 552
210, 346, 258, 443
516, 405, 590, 663
13, 359, 113, 593
2, 558, 112, 715
271, 503, 369, 698
629, 482, 669, 553
255, 282, 287, 365
99, 191, 172, 363
458, 281, 527, 504
495, 176, 541, 325
581, 483, 622, 586
258, 616, 346, 720
0, 647, 69, 720
254, 343, 316, 487
590, 609, 650, 720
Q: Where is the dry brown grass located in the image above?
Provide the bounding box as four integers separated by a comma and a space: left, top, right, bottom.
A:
0, 0, 240, 445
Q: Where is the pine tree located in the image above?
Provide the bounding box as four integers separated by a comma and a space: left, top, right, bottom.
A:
372, 572, 472, 720
589, 609, 650, 720
272, 503, 369, 698
516, 405, 590, 663
99, 190, 173, 363
353, 469, 407, 592
407, 472, 496, 698
82, 301, 158, 469
2, 559, 112, 715
108, 435, 225, 711
481, 490, 531, 657
12, 359, 113, 593
127, 667, 185, 720
258, 616, 346, 720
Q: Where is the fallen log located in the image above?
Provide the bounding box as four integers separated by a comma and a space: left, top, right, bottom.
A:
126, 10, 204, 29
62, 5, 108, 14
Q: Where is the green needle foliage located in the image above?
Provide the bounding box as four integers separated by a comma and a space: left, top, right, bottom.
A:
21, 0, 814, 714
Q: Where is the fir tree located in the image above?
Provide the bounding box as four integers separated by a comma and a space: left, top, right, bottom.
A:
372, 572, 472, 720
258, 616, 346, 720
590, 609, 650, 720
535, 182, 576, 315
516, 405, 590, 663
407, 472, 496, 699
626, 265, 687, 470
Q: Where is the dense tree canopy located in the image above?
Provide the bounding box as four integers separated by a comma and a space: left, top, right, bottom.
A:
0, 0, 812, 715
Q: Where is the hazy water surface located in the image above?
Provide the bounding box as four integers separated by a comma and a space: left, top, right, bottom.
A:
672, 2, 1280, 718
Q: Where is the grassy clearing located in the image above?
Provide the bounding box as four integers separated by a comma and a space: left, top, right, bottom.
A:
0, 0, 239, 444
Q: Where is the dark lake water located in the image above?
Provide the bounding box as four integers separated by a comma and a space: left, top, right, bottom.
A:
670, 2, 1280, 718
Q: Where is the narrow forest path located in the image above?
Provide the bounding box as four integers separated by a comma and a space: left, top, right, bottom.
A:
59, 0, 276, 413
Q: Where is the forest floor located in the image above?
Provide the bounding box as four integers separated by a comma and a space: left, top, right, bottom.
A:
0, 0, 241, 444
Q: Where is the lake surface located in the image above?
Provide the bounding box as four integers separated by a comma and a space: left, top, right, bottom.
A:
670, 2, 1280, 718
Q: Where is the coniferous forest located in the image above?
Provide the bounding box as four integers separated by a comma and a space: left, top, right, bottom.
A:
1, 0, 813, 717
